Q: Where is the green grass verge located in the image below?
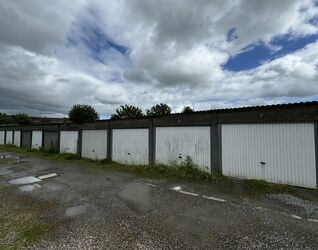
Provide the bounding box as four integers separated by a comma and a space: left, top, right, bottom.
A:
244, 179, 289, 193
0, 145, 291, 192
0, 145, 225, 182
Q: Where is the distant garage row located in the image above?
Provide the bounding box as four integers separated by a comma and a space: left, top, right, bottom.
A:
0, 102, 317, 189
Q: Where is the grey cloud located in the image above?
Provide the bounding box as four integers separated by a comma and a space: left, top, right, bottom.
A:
0, 0, 318, 117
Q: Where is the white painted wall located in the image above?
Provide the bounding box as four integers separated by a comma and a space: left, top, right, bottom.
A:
14, 131, 21, 147
222, 123, 317, 189
155, 127, 211, 172
60, 131, 78, 154
0, 131, 5, 145
31, 131, 43, 149
112, 129, 149, 165
5, 131, 13, 145
82, 130, 107, 160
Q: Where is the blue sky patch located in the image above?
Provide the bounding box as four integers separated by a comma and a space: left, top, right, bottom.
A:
67, 9, 129, 64
223, 33, 318, 72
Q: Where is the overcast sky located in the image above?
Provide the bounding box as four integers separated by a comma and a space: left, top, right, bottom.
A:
1, 0, 318, 117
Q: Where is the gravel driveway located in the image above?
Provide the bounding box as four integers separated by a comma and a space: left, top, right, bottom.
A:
0, 150, 318, 249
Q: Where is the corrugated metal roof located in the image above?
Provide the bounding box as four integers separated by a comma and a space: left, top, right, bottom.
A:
103, 101, 318, 121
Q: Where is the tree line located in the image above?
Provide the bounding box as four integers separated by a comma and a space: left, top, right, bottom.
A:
68, 103, 194, 124
0, 113, 31, 125
0, 103, 194, 125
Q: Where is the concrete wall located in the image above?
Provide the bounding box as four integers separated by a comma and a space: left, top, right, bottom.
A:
21, 131, 31, 149
43, 131, 59, 152
14, 131, 21, 147
221, 123, 317, 189
0, 131, 5, 145
5, 131, 13, 145
82, 130, 107, 160
60, 131, 78, 154
155, 126, 211, 173
31, 131, 43, 149
112, 129, 149, 165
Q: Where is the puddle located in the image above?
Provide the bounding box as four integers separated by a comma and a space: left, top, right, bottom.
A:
0, 154, 21, 159
19, 183, 41, 192
13, 160, 29, 164
65, 205, 88, 217
0, 168, 13, 175
8, 176, 41, 185
118, 182, 153, 214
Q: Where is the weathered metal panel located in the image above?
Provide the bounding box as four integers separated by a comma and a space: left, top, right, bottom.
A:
60, 131, 78, 154
5, 131, 13, 145
112, 129, 149, 164
81, 130, 107, 160
14, 131, 21, 147
0, 131, 4, 145
222, 123, 317, 189
21, 131, 31, 149
155, 127, 211, 173
31, 131, 43, 149
43, 131, 59, 152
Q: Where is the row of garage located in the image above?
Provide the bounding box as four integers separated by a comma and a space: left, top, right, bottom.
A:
0, 123, 317, 189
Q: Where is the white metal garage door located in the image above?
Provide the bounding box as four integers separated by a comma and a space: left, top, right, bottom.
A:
221, 123, 317, 188
81, 130, 107, 160
112, 129, 149, 165
32, 131, 43, 149
60, 131, 78, 154
0, 131, 5, 145
14, 131, 21, 147
5, 131, 13, 145
155, 126, 211, 173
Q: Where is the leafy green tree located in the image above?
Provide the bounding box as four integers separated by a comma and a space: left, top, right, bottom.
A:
181, 106, 194, 113
14, 113, 31, 125
68, 104, 99, 124
110, 105, 144, 119
0, 113, 15, 125
146, 103, 172, 116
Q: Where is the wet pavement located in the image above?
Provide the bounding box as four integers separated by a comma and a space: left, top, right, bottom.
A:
0, 150, 318, 249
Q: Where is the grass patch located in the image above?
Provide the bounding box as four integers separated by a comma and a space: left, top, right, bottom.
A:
0, 186, 62, 249
0, 145, 225, 183
244, 179, 289, 193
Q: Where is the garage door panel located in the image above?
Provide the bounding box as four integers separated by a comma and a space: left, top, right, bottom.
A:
82, 130, 107, 160
60, 131, 78, 154
5, 131, 13, 145
0, 131, 4, 145
221, 123, 317, 188
43, 131, 59, 152
14, 131, 21, 147
32, 131, 42, 149
112, 129, 148, 165
21, 131, 31, 149
155, 127, 211, 173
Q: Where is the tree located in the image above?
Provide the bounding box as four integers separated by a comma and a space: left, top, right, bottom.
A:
14, 113, 31, 125
68, 104, 99, 124
0, 113, 15, 125
181, 106, 194, 113
146, 103, 172, 116
110, 105, 143, 119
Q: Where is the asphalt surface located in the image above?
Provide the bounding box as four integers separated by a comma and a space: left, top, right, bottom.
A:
0, 150, 318, 249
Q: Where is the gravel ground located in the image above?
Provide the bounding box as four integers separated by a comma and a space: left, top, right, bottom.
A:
0, 150, 318, 249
